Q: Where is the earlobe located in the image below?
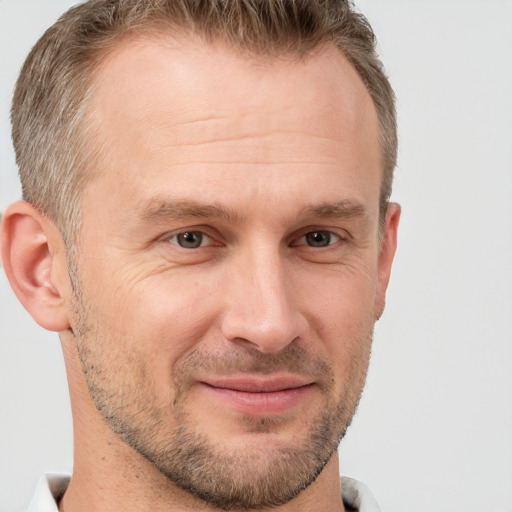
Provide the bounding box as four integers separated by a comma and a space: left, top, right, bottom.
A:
1, 200, 71, 332
374, 202, 401, 320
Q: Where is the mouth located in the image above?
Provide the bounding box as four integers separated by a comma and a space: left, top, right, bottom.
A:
199, 375, 315, 416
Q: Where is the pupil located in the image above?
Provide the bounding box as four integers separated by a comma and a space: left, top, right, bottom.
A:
178, 232, 202, 248
306, 231, 330, 247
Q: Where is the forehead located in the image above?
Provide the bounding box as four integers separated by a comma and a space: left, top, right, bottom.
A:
95, 35, 375, 123
83, 34, 381, 218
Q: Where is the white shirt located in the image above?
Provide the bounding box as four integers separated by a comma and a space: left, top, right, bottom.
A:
27, 474, 383, 511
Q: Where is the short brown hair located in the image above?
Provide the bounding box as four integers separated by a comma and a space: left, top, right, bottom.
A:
12, 0, 396, 243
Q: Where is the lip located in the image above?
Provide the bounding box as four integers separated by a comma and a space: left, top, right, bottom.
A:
199, 375, 315, 415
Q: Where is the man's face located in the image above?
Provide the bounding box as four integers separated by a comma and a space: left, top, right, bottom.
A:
69, 36, 395, 509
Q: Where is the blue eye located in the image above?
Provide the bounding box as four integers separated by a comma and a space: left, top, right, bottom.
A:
169, 231, 206, 249
298, 231, 340, 247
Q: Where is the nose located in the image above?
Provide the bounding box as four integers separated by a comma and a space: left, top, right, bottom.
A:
220, 245, 308, 353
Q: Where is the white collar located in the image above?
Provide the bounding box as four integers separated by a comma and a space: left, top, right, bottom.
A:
341, 476, 383, 512
27, 474, 69, 512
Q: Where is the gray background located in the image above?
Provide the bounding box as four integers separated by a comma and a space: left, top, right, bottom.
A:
1, 1, 511, 511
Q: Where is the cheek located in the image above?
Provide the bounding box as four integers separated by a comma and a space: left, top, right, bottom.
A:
293, 262, 377, 369
99, 269, 223, 358
295, 259, 378, 325
73, 273, 222, 411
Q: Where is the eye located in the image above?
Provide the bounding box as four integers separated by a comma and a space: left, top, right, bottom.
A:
168, 231, 211, 249
295, 230, 341, 248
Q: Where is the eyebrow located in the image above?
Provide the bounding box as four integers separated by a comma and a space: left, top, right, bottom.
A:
300, 200, 367, 220
138, 199, 241, 223
137, 198, 367, 224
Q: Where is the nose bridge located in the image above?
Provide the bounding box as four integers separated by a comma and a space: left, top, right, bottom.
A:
220, 240, 306, 353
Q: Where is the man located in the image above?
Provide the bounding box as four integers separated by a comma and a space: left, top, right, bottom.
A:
1, 0, 400, 510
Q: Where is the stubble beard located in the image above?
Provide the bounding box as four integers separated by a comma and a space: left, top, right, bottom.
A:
70, 274, 373, 510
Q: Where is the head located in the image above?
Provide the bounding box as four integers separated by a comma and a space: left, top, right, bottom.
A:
3, 1, 400, 510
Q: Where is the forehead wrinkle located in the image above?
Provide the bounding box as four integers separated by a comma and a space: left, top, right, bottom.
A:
163, 131, 340, 148
145, 117, 347, 150
136, 198, 242, 224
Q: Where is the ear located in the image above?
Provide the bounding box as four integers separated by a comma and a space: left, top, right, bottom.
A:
1, 200, 71, 332
374, 202, 401, 320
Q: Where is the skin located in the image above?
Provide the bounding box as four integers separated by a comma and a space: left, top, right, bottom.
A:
1, 35, 400, 512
